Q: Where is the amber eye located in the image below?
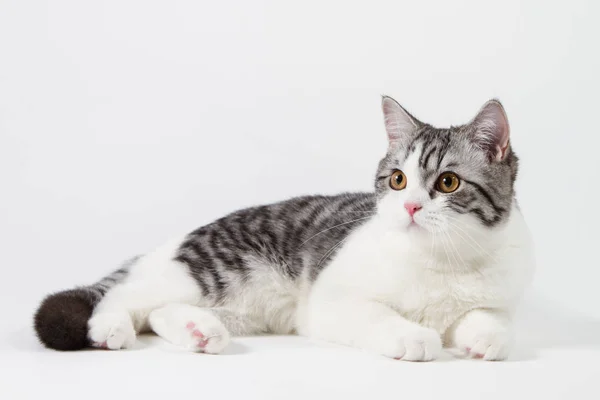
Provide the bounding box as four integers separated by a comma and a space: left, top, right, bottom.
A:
390, 170, 407, 190
437, 172, 460, 193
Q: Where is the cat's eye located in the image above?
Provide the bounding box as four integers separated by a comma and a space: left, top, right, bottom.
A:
390, 170, 407, 190
436, 172, 460, 193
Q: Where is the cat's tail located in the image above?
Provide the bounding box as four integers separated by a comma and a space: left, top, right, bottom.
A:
33, 256, 139, 351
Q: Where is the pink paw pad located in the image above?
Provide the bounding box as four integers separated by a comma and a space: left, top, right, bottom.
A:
192, 329, 204, 338
466, 347, 484, 358
185, 322, 208, 349
192, 329, 208, 348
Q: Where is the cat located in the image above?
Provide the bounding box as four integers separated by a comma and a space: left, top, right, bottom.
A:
34, 96, 535, 361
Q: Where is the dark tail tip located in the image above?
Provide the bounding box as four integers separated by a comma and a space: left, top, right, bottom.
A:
34, 289, 96, 351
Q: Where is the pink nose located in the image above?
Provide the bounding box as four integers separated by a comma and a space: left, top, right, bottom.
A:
404, 202, 422, 217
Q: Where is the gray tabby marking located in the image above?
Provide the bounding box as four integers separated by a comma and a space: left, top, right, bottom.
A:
175, 193, 376, 301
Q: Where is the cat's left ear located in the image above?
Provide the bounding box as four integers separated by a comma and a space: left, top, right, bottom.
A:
469, 99, 511, 161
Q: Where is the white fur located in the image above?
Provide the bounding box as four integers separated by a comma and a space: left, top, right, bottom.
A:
89, 150, 535, 361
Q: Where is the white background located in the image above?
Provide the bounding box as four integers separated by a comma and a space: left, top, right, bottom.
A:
1, 1, 599, 399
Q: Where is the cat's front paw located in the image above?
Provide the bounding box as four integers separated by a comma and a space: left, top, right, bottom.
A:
459, 329, 512, 361
449, 309, 513, 361
376, 324, 442, 361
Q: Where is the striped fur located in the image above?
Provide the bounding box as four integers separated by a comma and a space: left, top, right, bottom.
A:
176, 193, 375, 301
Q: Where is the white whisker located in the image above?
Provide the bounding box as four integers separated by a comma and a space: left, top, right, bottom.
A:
315, 238, 348, 270
438, 229, 458, 282
444, 218, 497, 261
299, 216, 372, 247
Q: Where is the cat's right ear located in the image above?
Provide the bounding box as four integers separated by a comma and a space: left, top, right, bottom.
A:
381, 96, 421, 145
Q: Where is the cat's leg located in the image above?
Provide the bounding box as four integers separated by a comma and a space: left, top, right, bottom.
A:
148, 304, 263, 354
444, 308, 513, 361
304, 296, 442, 361
88, 240, 203, 350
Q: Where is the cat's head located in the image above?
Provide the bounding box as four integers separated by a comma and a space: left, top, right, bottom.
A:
374, 96, 518, 243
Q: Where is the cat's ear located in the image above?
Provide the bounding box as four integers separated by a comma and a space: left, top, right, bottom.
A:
381, 96, 421, 145
469, 99, 510, 161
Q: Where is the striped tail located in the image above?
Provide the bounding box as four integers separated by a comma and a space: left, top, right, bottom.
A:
33, 257, 138, 350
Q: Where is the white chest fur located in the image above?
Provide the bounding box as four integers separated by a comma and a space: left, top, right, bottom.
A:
308, 208, 534, 336
386, 265, 507, 333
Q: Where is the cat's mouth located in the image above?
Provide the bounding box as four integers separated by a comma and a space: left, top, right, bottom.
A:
406, 219, 423, 231
405, 217, 436, 234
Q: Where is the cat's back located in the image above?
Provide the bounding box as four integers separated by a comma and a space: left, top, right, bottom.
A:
176, 192, 376, 281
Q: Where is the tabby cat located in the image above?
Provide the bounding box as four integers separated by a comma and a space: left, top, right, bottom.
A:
34, 96, 535, 361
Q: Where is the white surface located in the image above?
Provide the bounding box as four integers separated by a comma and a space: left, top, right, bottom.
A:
2, 297, 600, 399
1, 0, 600, 399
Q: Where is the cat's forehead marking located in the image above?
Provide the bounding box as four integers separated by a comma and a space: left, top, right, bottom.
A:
402, 145, 424, 189
398, 131, 455, 182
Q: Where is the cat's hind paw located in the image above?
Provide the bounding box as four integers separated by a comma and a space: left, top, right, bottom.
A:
149, 304, 230, 354
183, 320, 229, 354
88, 311, 136, 350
